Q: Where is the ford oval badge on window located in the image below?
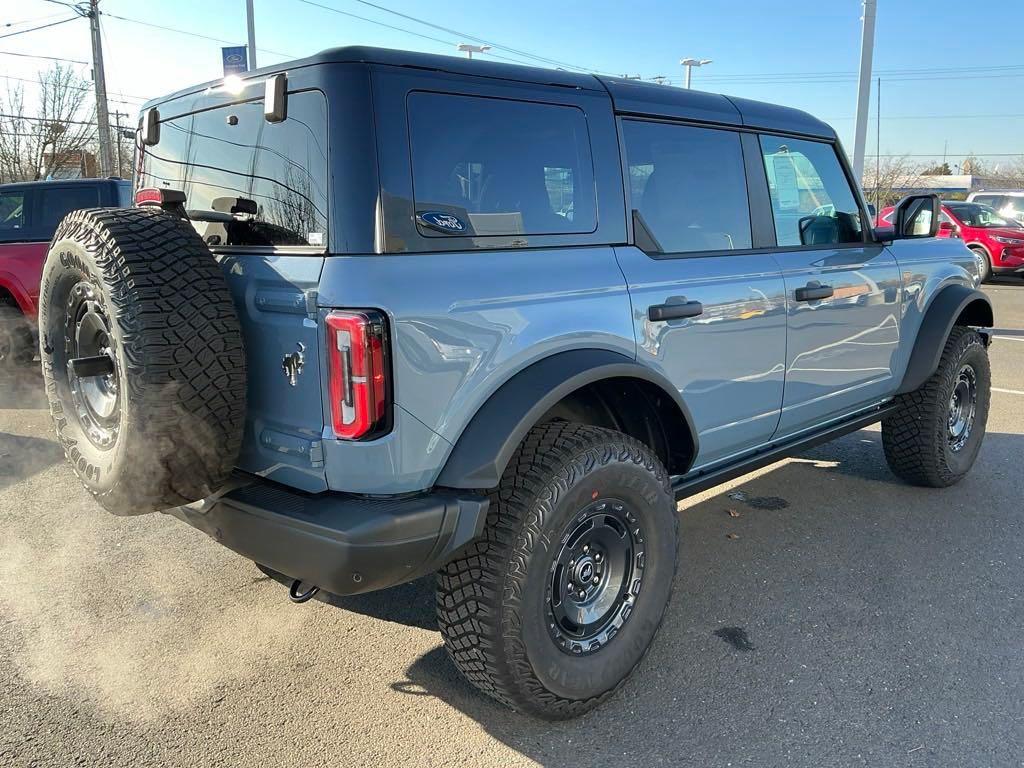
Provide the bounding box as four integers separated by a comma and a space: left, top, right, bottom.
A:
417, 211, 467, 234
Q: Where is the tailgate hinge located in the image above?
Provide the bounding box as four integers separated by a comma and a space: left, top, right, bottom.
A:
305, 290, 319, 322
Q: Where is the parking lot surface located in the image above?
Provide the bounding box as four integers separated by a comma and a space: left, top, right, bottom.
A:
1, 284, 1022, 768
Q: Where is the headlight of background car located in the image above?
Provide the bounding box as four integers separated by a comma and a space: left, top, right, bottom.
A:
992, 235, 1024, 245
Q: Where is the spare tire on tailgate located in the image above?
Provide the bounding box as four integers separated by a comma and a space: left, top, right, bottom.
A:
38, 207, 246, 514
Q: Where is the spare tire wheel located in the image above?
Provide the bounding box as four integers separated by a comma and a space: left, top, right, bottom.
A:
38, 207, 246, 514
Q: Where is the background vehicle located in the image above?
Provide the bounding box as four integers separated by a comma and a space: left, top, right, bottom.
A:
967, 190, 1024, 225
0, 178, 130, 370
38, 47, 992, 719
878, 201, 1024, 281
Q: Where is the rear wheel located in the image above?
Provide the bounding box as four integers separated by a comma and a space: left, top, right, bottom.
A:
38, 207, 246, 514
882, 327, 990, 487
436, 422, 678, 719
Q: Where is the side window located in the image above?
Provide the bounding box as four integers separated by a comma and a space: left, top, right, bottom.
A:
621, 120, 751, 254
35, 186, 100, 235
0, 191, 26, 240
973, 194, 1002, 209
140, 90, 329, 248
760, 135, 864, 247
407, 92, 596, 237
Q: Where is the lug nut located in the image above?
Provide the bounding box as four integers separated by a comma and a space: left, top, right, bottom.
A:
592, 576, 599, 585
594, 553, 603, 563
578, 590, 586, 599
583, 544, 590, 553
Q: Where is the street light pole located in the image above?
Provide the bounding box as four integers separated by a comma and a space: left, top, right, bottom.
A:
87, 0, 113, 177
851, 0, 877, 181
246, 0, 258, 70
679, 57, 712, 89
457, 43, 490, 59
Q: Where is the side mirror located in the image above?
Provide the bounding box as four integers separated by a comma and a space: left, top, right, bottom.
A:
264, 73, 287, 123
892, 193, 940, 239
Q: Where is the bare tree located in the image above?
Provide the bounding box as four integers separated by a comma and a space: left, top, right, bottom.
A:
0, 65, 96, 182
861, 155, 924, 209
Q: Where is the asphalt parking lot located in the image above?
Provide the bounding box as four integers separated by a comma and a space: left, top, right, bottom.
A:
1, 283, 1022, 768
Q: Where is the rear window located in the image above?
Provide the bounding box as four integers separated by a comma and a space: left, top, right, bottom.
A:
407, 92, 596, 238
35, 185, 100, 233
139, 90, 329, 248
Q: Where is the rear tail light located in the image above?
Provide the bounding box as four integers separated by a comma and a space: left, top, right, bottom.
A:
325, 310, 390, 440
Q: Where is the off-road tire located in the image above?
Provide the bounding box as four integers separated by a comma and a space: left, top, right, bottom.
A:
436, 422, 678, 719
0, 300, 35, 371
38, 207, 246, 514
882, 327, 990, 487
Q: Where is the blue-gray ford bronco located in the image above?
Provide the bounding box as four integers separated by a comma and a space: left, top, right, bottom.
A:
38, 47, 993, 719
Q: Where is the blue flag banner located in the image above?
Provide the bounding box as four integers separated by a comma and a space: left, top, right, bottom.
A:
222, 46, 248, 77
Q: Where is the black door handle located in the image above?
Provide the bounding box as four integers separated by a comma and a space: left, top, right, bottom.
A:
795, 283, 834, 302
648, 300, 704, 321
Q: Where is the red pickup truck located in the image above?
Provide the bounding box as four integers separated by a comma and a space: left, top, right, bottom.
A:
0, 178, 130, 370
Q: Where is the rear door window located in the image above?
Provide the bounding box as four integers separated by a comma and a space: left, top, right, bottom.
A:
140, 90, 329, 248
407, 92, 596, 237
34, 185, 101, 235
0, 191, 26, 241
621, 120, 751, 254
760, 136, 864, 247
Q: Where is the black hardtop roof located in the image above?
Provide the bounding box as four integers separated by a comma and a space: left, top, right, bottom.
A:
0, 177, 128, 191
144, 45, 835, 140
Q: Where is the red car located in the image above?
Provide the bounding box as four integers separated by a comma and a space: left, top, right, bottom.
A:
878, 200, 1024, 282
0, 178, 130, 370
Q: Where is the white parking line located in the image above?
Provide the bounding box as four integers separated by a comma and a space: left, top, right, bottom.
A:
994, 335, 1024, 343
993, 387, 1024, 396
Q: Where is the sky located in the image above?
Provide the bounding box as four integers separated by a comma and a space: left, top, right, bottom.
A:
2, 0, 1022, 172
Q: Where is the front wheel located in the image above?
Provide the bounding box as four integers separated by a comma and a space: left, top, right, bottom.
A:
970, 246, 992, 284
882, 327, 990, 487
436, 422, 678, 719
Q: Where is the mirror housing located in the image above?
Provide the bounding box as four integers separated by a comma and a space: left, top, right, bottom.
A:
892, 193, 940, 239
264, 74, 287, 123
938, 220, 954, 232
140, 108, 160, 146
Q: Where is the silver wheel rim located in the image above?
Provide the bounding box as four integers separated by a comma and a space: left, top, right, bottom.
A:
947, 365, 977, 453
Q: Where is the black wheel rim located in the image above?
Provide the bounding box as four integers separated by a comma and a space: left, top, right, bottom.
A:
64, 282, 120, 449
947, 364, 977, 453
546, 498, 645, 656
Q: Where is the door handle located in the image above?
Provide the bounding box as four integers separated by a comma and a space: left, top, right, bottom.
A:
795, 283, 834, 302
648, 300, 704, 321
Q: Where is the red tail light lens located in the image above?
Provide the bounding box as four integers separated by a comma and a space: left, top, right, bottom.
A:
325, 310, 390, 440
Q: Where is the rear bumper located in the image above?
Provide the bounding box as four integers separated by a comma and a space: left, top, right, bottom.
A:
168, 475, 488, 596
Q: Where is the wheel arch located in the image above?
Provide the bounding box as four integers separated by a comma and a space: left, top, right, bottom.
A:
435, 349, 698, 489
896, 284, 993, 395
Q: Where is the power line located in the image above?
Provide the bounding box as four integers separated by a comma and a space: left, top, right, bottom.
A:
102, 11, 298, 59
0, 49, 88, 64
0, 15, 79, 39
294, 0, 606, 73
0, 112, 99, 127
0, 74, 148, 104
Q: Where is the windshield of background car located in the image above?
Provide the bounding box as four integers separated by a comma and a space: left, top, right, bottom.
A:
139, 90, 329, 248
947, 203, 1021, 228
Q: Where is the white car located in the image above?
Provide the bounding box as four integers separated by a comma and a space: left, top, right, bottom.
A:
967, 191, 1024, 225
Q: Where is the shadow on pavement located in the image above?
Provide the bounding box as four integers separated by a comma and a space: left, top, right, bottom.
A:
0, 431, 64, 491
376, 429, 1024, 767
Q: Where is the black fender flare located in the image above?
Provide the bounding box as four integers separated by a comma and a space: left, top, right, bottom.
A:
897, 284, 993, 395
435, 349, 698, 489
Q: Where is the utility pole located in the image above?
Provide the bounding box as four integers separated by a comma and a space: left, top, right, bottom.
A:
875, 76, 881, 214
112, 110, 128, 177
246, 0, 257, 70
851, 0, 877, 181
88, 0, 114, 177
680, 58, 712, 89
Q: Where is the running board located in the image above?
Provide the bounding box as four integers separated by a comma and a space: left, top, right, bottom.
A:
671, 404, 898, 501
